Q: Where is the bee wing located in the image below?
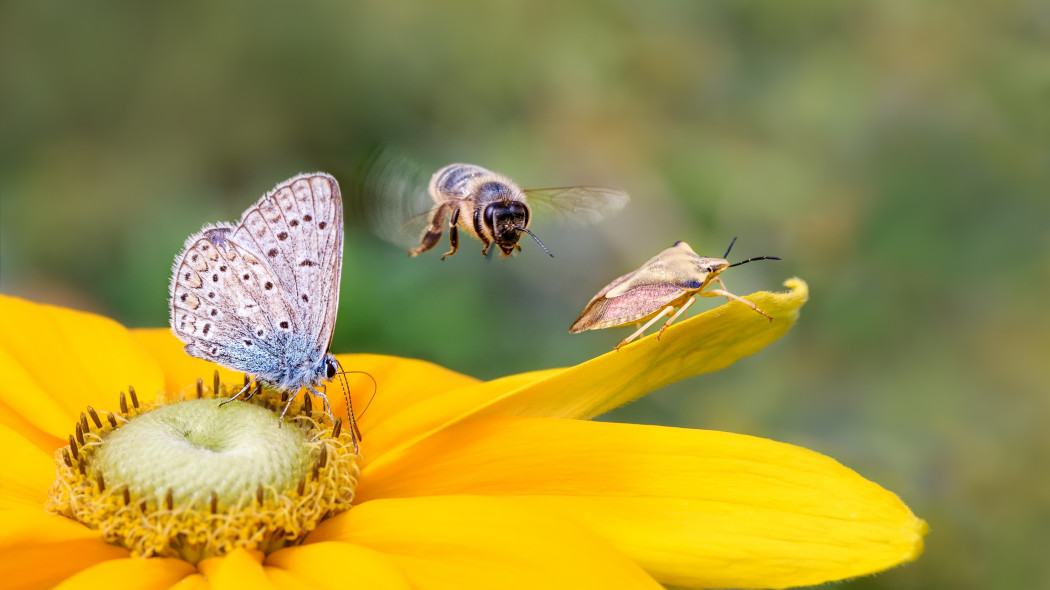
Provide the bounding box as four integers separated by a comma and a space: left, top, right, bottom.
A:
524, 186, 630, 226
351, 147, 438, 249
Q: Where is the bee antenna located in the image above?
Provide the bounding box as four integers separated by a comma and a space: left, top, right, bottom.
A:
728, 255, 782, 268
516, 227, 554, 258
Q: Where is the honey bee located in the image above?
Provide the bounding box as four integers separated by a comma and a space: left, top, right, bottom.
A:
356, 150, 630, 259
570, 239, 780, 350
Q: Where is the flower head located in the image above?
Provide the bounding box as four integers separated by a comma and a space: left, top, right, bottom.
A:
0, 279, 926, 589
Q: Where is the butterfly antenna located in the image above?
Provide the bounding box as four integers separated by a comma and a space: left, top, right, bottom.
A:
333, 359, 365, 453
515, 227, 554, 258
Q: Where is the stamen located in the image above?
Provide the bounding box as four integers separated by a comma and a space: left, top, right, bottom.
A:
47, 377, 361, 563
87, 406, 102, 429
213, 371, 221, 396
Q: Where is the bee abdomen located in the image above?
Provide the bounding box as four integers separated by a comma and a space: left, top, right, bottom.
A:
429, 163, 490, 199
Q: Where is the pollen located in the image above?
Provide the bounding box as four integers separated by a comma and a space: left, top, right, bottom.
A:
45, 373, 360, 563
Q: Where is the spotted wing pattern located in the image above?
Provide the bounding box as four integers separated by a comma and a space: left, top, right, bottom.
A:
169, 173, 343, 383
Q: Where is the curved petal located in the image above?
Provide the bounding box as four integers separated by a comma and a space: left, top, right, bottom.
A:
267, 542, 411, 590
128, 328, 244, 401
0, 296, 165, 441
0, 423, 56, 504
307, 495, 663, 590
0, 507, 129, 589
366, 279, 808, 469
130, 328, 478, 445
358, 415, 926, 589
198, 549, 274, 590
53, 557, 195, 590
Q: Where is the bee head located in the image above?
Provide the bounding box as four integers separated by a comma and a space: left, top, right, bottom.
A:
484, 202, 529, 255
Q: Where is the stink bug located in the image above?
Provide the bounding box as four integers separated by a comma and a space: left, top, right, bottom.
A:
569, 238, 780, 350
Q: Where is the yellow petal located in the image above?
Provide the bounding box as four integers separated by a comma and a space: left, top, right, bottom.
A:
129, 328, 244, 401
0, 347, 67, 452
362, 368, 559, 466
0, 295, 164, 440
359, 415, 925, 589
53, 557, 195, 590
366, 279, 808, 470
307, 495, 663, 590
198, 549, 273, 590
166, 574, 209, 590
0, 507, 129, 589
130, 328, 478, 444
0, 423, 55, 504
267, 542, 411, 590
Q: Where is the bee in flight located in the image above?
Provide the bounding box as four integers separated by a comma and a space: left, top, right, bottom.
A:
356, 150, 630, 259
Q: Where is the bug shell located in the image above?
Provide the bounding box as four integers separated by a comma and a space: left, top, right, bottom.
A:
569, 241, 728, 332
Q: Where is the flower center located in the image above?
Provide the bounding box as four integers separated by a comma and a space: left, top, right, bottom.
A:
46, 374, 360, 563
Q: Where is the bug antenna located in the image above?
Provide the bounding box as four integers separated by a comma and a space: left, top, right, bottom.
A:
516, 227, 554, 258
333, 359, 364, 452
722, 236, 738, 259
728, 255, 782, 268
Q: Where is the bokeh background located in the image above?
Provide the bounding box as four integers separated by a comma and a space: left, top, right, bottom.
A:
2, 1, 1047, 588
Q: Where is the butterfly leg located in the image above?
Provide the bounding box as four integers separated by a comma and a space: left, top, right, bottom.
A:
308, 385, 336, 425
219, 375, 260, 408
704, 277, 772, 320
410, 203, 451, 257
656, 296, 696, 339
440, 207, 461, 260
615, 305, 675, 350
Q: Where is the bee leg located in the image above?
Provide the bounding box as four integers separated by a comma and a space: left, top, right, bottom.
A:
656, 296, 696, 339
615, 305, 675, 351
410, 203, 450, 257
440, 207, 461, 260
704, 277, 772, 320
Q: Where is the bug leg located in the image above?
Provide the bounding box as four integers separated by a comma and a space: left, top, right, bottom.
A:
410, 203, 451, 257
657, 296, 696, 339
440, 207, 461, 260
616, 305, 675, 350
704, 277, 773, 320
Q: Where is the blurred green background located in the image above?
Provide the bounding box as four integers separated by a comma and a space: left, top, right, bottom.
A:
2, 1, 1047, 587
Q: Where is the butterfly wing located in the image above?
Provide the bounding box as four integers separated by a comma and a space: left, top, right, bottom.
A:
229, 173, 343, 352
169, 173, 343, 383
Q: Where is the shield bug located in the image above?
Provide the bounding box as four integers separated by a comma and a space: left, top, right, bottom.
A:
569, 238, 780, 350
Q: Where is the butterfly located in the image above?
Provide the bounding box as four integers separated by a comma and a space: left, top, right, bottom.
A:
169, 172, 360, 450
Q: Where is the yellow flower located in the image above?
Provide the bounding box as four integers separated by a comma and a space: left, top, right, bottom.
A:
0, 279, 925, 589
